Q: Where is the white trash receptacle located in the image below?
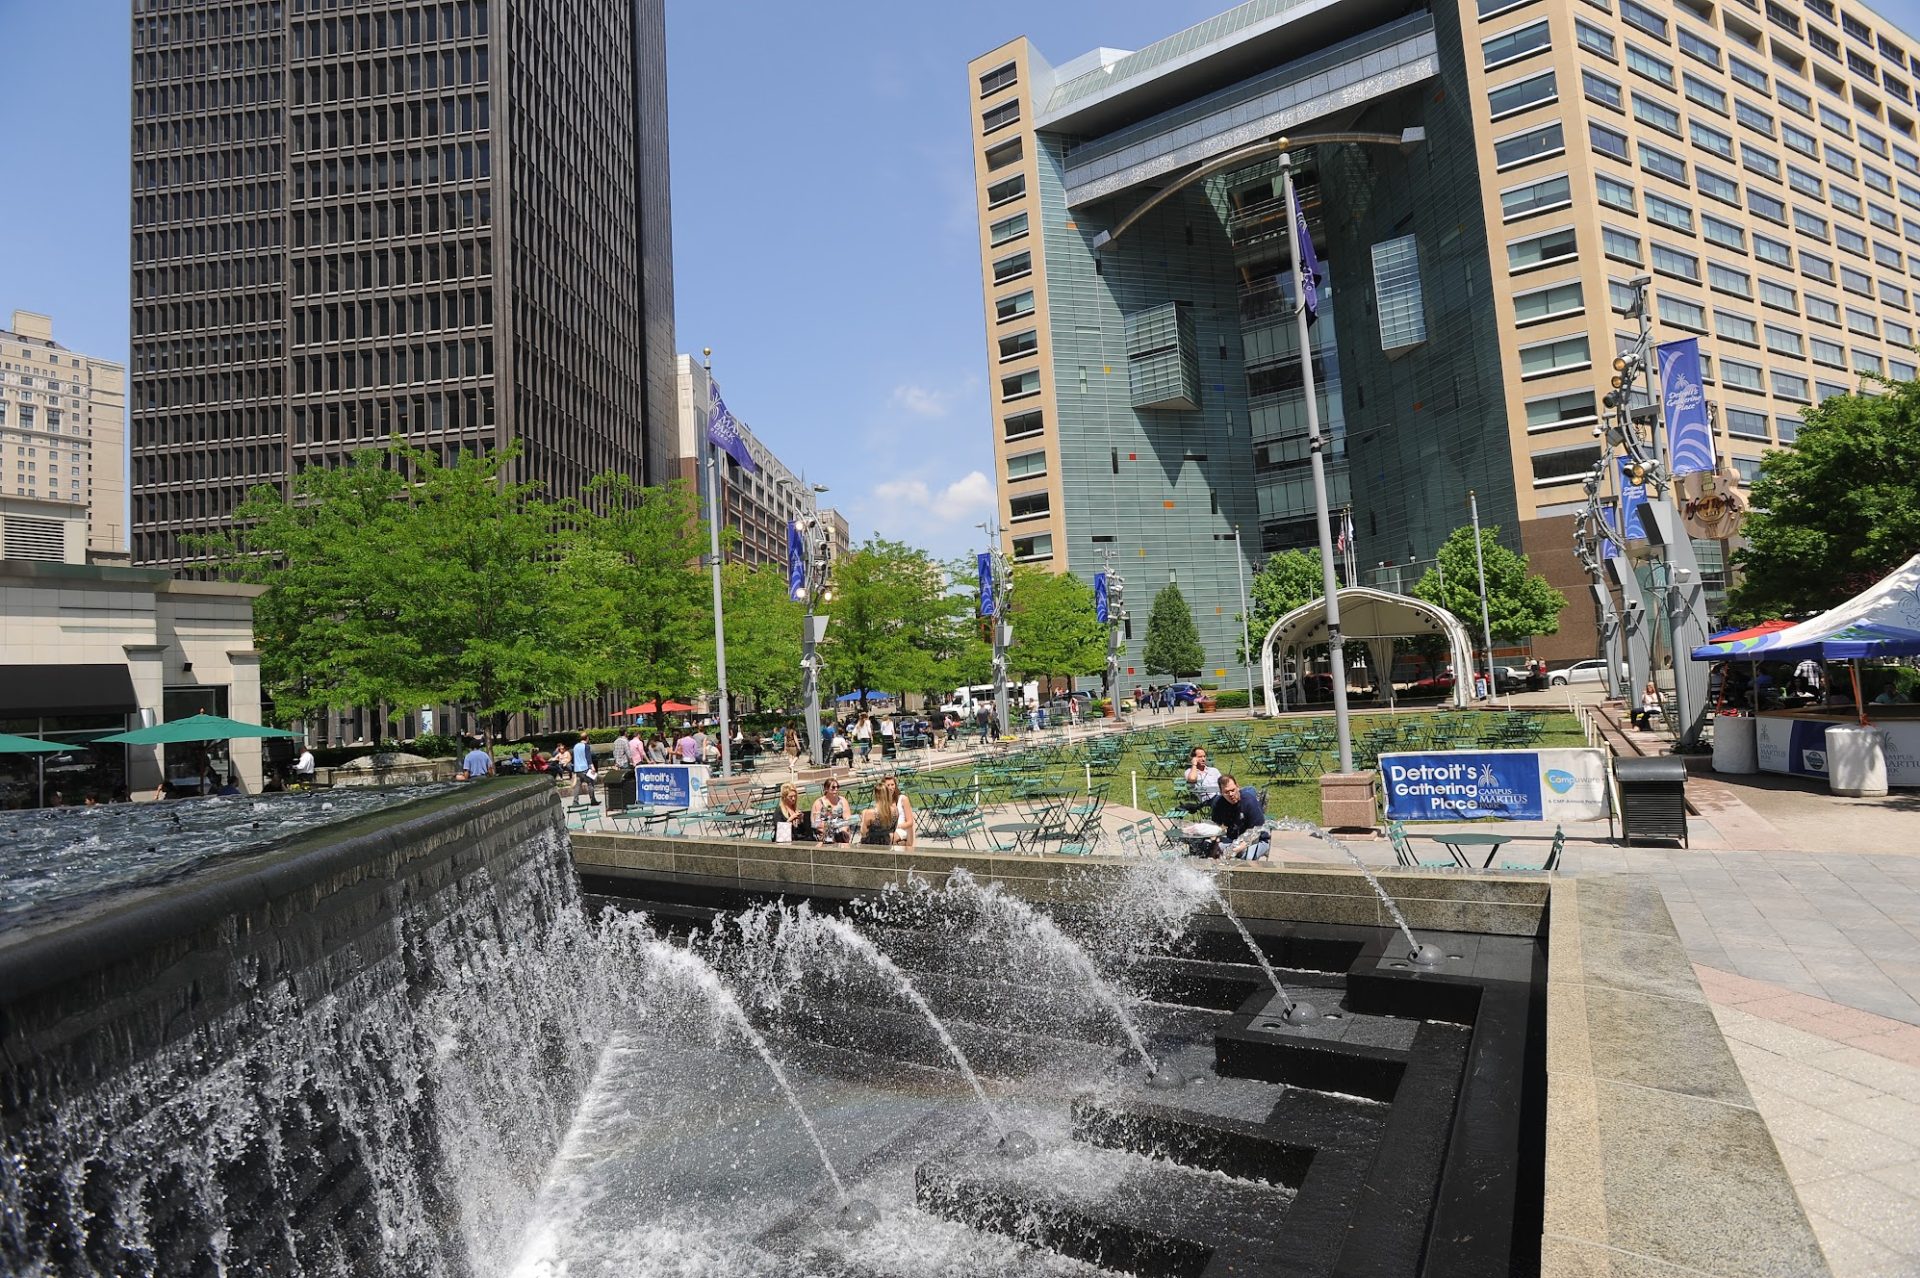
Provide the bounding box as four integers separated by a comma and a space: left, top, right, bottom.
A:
1826, 725, 1889, 798
1711, 715, 1759, 775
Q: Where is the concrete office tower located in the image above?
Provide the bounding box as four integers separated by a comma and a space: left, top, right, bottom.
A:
972, 0, 1920, 666
673, 354, 831, 568
0, 311, 127, 558
129, 0, 676, 571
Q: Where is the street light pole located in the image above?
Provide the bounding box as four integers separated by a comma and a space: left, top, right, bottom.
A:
978, 518, 1012, 738
1279, 143, 1353, 774
701, 348, 733, 779
1233, 525, 1254, 710
1469, 490, 1499, 704
794, 485, 832, 769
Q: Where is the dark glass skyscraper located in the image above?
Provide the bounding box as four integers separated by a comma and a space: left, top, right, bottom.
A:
128, 0, 676, 569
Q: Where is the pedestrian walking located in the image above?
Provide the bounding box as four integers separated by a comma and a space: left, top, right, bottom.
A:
612, 728, 632, 770
568, 733, 596, 806
879, 713, 896, 759
855, 711, 873, 764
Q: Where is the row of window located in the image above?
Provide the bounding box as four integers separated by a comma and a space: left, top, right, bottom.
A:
289, 47, 489, 110
288, 93, 490, 155
289, 139, 493, 201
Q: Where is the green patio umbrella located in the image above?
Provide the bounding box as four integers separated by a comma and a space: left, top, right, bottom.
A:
0, 731, 68, 753
96, 713, 301, 745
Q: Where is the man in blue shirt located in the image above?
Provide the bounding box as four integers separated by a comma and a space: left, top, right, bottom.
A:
570, 733, 596, 806
1205, 775, 1269, 861
461, 738, 492, 779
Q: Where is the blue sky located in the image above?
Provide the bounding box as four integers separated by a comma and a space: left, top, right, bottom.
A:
9, 0, 1920, 558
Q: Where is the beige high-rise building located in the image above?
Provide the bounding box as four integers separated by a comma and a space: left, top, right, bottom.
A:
970, 0, 1920, 664
0, 311, 127, 558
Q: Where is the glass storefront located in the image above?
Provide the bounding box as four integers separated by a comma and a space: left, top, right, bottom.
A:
0, 714, 130, 809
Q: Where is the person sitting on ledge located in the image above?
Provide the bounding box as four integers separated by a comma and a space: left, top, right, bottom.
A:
812, 778, 853, 843
858, 775, 916, 850
776, 782, 814, 842
1204, 775, 1269, 861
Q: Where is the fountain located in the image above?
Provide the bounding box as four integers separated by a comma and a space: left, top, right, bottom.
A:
1274, 818, 1447, 967
1168, 862, 1320, 1025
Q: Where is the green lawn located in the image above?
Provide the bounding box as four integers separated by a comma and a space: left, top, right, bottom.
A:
908, 709, 1586, 826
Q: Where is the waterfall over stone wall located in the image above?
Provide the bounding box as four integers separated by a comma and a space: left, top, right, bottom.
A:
0, 780, 602, 1278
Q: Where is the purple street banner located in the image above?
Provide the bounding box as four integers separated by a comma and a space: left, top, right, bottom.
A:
1657, 337, 1715, 476
706, 377, 757, 473
978, 553, 996, 617
1295, 208, 1322, 324
787, 521, 807, 602
1094, 572, 1109, 625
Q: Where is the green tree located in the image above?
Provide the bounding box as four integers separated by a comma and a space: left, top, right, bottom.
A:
1008, 567, 1108, 695
720, 562, 804, 715
1246, 548, 1325, 655
821, 539, 969, 708
1410, 524, 1566, 642
1730, 376, 1920, 620
200, 443, 589, 731
1142, 583, 1205, 678
569, 476, 713, 734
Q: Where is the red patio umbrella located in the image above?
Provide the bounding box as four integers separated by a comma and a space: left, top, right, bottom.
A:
618, 700, 695, 716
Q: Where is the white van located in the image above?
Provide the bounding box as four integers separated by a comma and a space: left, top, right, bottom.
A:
940, 683, 1039, 717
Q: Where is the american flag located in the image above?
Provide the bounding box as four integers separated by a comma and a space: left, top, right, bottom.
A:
1336, 510, 1353, 553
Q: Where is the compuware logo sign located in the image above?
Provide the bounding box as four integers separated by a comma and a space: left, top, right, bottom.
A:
1381, 749, 1608, 822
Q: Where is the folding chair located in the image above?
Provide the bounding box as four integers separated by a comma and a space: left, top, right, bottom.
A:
1500, 824, 1565, 873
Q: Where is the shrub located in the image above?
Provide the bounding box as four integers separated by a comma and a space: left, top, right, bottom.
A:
584, 727, 623, 744
1211, 690, 1251, 709
409, 733, 463, 758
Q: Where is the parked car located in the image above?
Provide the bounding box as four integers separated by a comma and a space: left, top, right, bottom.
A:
1167, 682, 1203, 706
1550, 659, 1613, 687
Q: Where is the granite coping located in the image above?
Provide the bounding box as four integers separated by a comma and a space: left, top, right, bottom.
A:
1544, 876, 1831, 1277
570, 833, 1832, 1277
567, 832, 1550, 935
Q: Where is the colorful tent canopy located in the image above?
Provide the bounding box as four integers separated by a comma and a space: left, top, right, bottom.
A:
1693, 553, 1920, 662
618, 701, 694, 715
95, 713, 300, 745
1703, 619, 1795, 646
834, 690, 892, 703
0, 732, 68, 754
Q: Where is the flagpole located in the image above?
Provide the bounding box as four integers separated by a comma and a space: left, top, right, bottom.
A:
1280, 143, 1353, 775
702, 348, 733, 780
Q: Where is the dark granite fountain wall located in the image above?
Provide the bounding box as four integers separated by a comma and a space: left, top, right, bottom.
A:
0, 777, 593, 1278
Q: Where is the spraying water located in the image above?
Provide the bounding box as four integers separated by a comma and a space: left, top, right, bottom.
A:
1189, 867, 1320, 1024
941, 868, 1164, 1079
632, 936, 851, 1203
1273, 818, 1444, 966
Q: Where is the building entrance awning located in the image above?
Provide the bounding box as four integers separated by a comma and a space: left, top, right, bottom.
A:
0, 664, 140, 718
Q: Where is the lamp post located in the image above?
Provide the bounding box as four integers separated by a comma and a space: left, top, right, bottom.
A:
1468, 490, 1499, 704
978, 518, 1011, 738
795, 489, 833, 769
700, 348, 733, 779
1232, 525, 1255, 710
1278, 142, 1354, 774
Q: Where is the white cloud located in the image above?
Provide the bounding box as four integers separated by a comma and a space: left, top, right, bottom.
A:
864, 470, 997, 551
889, 383, 960, 418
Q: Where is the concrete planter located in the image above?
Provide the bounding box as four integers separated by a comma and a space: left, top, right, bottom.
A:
1319, 771, 1378, 831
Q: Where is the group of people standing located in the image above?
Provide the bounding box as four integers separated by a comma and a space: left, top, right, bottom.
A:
771, 775, 917, 848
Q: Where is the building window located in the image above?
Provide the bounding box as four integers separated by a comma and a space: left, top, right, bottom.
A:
1585, 69, 1625, 110
1723, 358, 1765, 389
1754, 233, 1794, 267
1737, 101, 1776, 139
1658, 295, 1708, 330
998, 329, 1038, 360
1532, 444, 1604, 484
1784, 123, 1820, 157
1576, 19, 1617, 59
1597, 174, 1638, 212
1603, 225, 1645, 264
1704, 213, 1747, 249
1591, 122, 1631, 161
1508, 226, 1579, 271
1006, 449, 1048, 480
1765, 323, 1804, 355
1853, 348, 1884, 374
1731, 57, 1771, 92
1641, 141, 1689, 182
1012, 532, 1053, 561
1371, 234, 1429, 351
986, 174, 1026, 206
1009, 491, 1050, 521
1679, 26, 1722, 67
1684, 74, 1728, 114
1526, 390, 1598, 430
1715, 309, 1760, 344
1003, 408, 1044, 440
979, 62, 1018, 96
1646, 191, 1696, 231
1846, 306, 1879, 335
1807, 296, 1842, 326
1503, 173, 1574, 219
1633, 94, 1683, 136
990, 212, 1029, 246
1518, 334, 1592, 376
1710, 262, 1754, 296
1773, 369, 1812, 400
1495, 121, 1566, 168
1483, 20, 1552, 68
1749, 189, 1788, 223
992, 250, 1032, 283
1512, 279, 1584, 323
1692, 120, 1735, 159
1000, 369, 1040, 400
1627, 44, 1676, 88
1724, 407, 1772, 438
984, 139, 1023, 171
1802, 250, 1836, 281
982, 100, 1020, 133
1777, 414, 1803, 441
1653, 242, 1701, 279
996, 290, 1035, 322
1488, 70, 1558, 118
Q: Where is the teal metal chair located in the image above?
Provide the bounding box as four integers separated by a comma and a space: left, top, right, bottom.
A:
1500, 825, 1566, 873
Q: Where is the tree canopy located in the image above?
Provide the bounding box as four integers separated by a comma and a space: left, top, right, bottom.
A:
1410, 524, 1566, 643
1007, 567, 1108, 689
718, 562, 805, 718
1143, 583, 1205, 677
1729, 376, 1920, 621
820, 539, 969, 707
1246, 548, 1325, 653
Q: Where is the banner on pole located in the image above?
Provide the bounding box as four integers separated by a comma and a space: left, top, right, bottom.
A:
706, 377, 757, 473
1295, 207, 1322, 324
787, 522, 807, 601
1657, 338, 1715, 477
1599, 505, 1620, 560
1094, 573, 1109, 624
1617, 458, 1649, 542
978, 553, 996, 617
1380, 748, 1609, 821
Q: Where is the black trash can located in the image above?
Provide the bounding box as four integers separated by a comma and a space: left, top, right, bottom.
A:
1614, 756, 1689, 847
605, 766, 637, 813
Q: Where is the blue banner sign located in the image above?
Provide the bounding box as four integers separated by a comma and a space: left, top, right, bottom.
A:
1599, 506, 1620, 560
1094, 572, 1109, 624
1657, 338, 1715, 477
1617, 458, 1648, 542
1379, 749, 1608, 821
978, 552, 996, 617
787, 521, 807, 602
631, 765, 710, 811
